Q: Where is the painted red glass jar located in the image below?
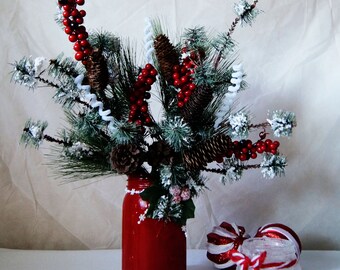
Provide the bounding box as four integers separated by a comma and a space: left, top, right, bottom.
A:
122, 173, 187, 270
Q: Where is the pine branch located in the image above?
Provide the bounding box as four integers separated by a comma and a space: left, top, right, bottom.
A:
213, 0, 259, 69
249, 122, 270, 130
43, 134, 71, 147
203, 163, 261, 174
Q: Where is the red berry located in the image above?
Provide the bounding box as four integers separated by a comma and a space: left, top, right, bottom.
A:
83, 48, 92, 56
257, 147, 264, 154
129, 96, 136, 103
63, 18, 71, 26
76, 0, 85, 5
144, 92, 151, 99
71, 9, 78, 17
149, 69, 158, 77
180, 76, 189, 84
75, 51, 84, 61
73, 42, 82, 51
173, 73, 180, 80
75, 16, 84, 24
270, 149, 277, 155
216, 156, 224, 163
174, 79, 181, 87
69, 34, 78, 42
226, 150, 233, 158
78, 32, 88, 40
141, 69, 149, 77
79, 10, 86, 17
138, 75, 146, 84
63, 11, 71, 18
177, 92, 184, 100
180, 66, 187, 74
63, 5, 72, 11
274, 141, 280, 148
188, 83, 196, 91
137, 99, 144, 106
77, 25, 86, 33
241, 148, 248, 154
80, 40, 89, 47
251, 153, 258, 159
269, 143, 277, 150
145, 117, 152, 125
265, 139, 272, 146
146, 77, 155, 85
145, 63, 153, 70
185, 63, 194, 69
190, 51, 197, 60
130, 104, 138, 111
64, 26, 73, 34
141, 105, 148, 113
173, 65, 181, 72
184, 90, 191, 97
178, 101, 184, 108
239, 154, 247, 161
183, 97, 190, 103
135, 119, 143, 126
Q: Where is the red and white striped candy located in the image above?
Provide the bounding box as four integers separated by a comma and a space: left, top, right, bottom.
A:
255, 223, 302, 258
207, 222, 250, 269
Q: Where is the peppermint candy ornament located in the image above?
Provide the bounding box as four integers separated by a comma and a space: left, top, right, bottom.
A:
255, 223, 302, 258
207, 222, 250, 269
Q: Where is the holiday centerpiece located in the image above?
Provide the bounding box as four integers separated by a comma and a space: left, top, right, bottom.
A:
10, 0, 296, 269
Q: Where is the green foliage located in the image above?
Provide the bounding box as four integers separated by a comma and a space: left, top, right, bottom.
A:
20, 119, 48, 148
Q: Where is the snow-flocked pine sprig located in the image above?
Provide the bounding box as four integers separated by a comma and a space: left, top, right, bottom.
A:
88, 30, 121, 59
54, 4, 64, 29
160, 116, 193, 152
11, 56, 46, 90
21, 119, 70, 148
151, 195, 183, 220
260, 153, 287, 179
228, 111, 250, 139
267, 110, 297, 137
159, 164, 190, 188
21, 119, 48, 148
63, 142, 94, 159
234, 0, 261, 26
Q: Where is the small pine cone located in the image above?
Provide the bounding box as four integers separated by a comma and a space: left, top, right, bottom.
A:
148, 141, 174, 167
154, 34, 180, 82
110, 144, 142, 174
85, 49, 109, 102
182, 86, 213, 124
183, 134, 232, 170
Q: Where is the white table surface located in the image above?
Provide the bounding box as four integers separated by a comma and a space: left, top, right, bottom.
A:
0, 249, 339, 270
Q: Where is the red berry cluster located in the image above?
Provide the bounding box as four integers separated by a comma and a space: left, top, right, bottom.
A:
172, 50, 198, 108
215, 138, 281, 163
128, 64, 158, 126
231, 138, 280, 162
58, 0, 92, 63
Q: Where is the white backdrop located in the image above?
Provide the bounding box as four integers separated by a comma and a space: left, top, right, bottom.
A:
1, 0, 340, 250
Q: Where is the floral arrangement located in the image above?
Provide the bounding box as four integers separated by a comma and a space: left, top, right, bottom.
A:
11, 0, 296, 225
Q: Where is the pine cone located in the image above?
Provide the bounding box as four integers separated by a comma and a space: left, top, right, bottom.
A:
154, 34, 180, 82
181, 86, 213, 125
85, 49, 109, 105
110, 144, 142, 174
183, 134, 232, 170
148, 141, 174, 167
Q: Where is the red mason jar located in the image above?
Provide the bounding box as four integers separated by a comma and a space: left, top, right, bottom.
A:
122, 173, 187, 270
